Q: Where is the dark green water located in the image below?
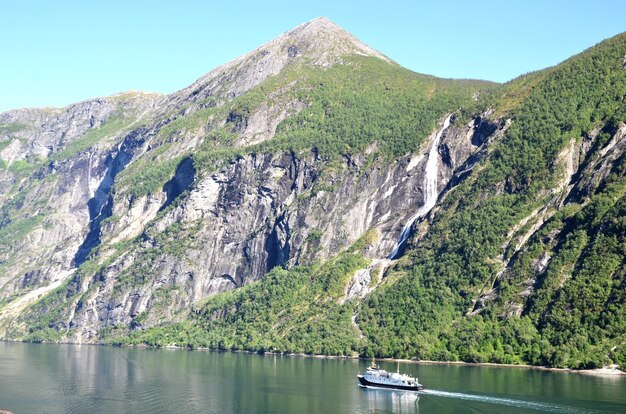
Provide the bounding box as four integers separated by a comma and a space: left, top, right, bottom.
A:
0, 342, 624, 413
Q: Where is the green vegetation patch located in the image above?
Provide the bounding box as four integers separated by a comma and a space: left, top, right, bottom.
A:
0, 123, 27, 136
0, 215, 44, 255
51, 115, 138, 161
257, 56, 492, 160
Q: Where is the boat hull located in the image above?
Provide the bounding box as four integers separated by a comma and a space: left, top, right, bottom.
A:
357, 375, 424, 391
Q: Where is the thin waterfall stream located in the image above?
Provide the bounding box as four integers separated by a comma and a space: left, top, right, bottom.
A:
388, 114, 452, 259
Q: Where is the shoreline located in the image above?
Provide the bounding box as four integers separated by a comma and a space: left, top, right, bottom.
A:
2, 339, 624, 376
371, 357, 626, 377
257, 352, 626, 377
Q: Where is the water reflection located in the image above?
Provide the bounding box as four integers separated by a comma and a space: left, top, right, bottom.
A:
361, 388, 420, 413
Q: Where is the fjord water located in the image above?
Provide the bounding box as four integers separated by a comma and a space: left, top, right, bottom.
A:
1, 342, 624, 414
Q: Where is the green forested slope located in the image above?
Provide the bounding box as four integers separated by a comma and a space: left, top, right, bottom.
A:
359, 32, 626, 368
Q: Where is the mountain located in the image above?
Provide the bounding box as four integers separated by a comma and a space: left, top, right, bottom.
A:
1, 18, 625, 370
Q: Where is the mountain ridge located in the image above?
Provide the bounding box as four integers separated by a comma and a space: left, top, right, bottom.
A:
0, 20, 625, 371
0, 17, 393, 117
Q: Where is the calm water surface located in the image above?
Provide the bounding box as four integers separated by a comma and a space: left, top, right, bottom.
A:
1, 342, 625, 413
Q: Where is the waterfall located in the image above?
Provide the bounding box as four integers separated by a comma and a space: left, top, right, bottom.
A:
388, 114, 452, 259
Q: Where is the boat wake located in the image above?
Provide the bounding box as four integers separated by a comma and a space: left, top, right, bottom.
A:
420, 389, 610, 413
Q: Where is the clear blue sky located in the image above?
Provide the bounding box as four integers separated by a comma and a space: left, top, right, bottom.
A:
1, 0, 625, 113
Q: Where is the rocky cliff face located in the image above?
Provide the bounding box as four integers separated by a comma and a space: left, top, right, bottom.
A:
55, 111, 501, 341
0, 93, 162, 294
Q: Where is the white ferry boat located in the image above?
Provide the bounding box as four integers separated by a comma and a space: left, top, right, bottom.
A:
357, 362, 424, 391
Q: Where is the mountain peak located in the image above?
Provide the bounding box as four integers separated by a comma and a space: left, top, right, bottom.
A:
287, 16, 348, 39
179, 17, 391, 101
268, 16, 390, 65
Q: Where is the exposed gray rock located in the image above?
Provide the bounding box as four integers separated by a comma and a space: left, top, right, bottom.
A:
0, 92, 163, 161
